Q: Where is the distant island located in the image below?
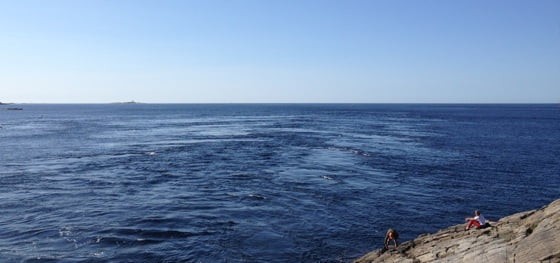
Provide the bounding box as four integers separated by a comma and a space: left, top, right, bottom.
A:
111, 101, 142, 104
1, 108, 23, 110
0, 102, 21, 110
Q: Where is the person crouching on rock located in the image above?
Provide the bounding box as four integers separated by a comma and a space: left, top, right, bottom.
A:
384, 229, 399, 249
465, 210, 486, 230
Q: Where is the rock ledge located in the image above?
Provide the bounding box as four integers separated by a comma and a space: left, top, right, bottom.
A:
355, 199, 560, 263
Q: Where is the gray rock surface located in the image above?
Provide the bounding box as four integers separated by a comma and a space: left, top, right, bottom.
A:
355, 199, 560, 263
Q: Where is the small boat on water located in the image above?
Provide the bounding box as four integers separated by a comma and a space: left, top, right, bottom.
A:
1, 107, 23, 110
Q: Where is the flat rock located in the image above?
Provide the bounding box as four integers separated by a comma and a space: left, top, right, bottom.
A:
355, 199, 560, 263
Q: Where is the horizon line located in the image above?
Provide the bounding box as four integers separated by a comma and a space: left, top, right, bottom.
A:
3, 102, 559, 105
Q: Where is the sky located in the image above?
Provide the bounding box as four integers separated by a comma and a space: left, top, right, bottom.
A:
0, 0, 559, 103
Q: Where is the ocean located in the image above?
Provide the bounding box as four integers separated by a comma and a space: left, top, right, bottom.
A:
1, 104, 559, 262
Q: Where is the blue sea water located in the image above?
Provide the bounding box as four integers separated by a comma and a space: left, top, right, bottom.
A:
0, 104, 559, 262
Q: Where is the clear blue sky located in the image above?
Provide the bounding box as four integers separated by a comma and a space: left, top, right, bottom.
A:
1, 0, 559, 103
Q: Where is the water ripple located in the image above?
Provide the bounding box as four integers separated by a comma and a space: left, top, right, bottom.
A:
0, 104, 559, 262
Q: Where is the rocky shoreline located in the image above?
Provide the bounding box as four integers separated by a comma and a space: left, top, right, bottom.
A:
355, 199, 560, 263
